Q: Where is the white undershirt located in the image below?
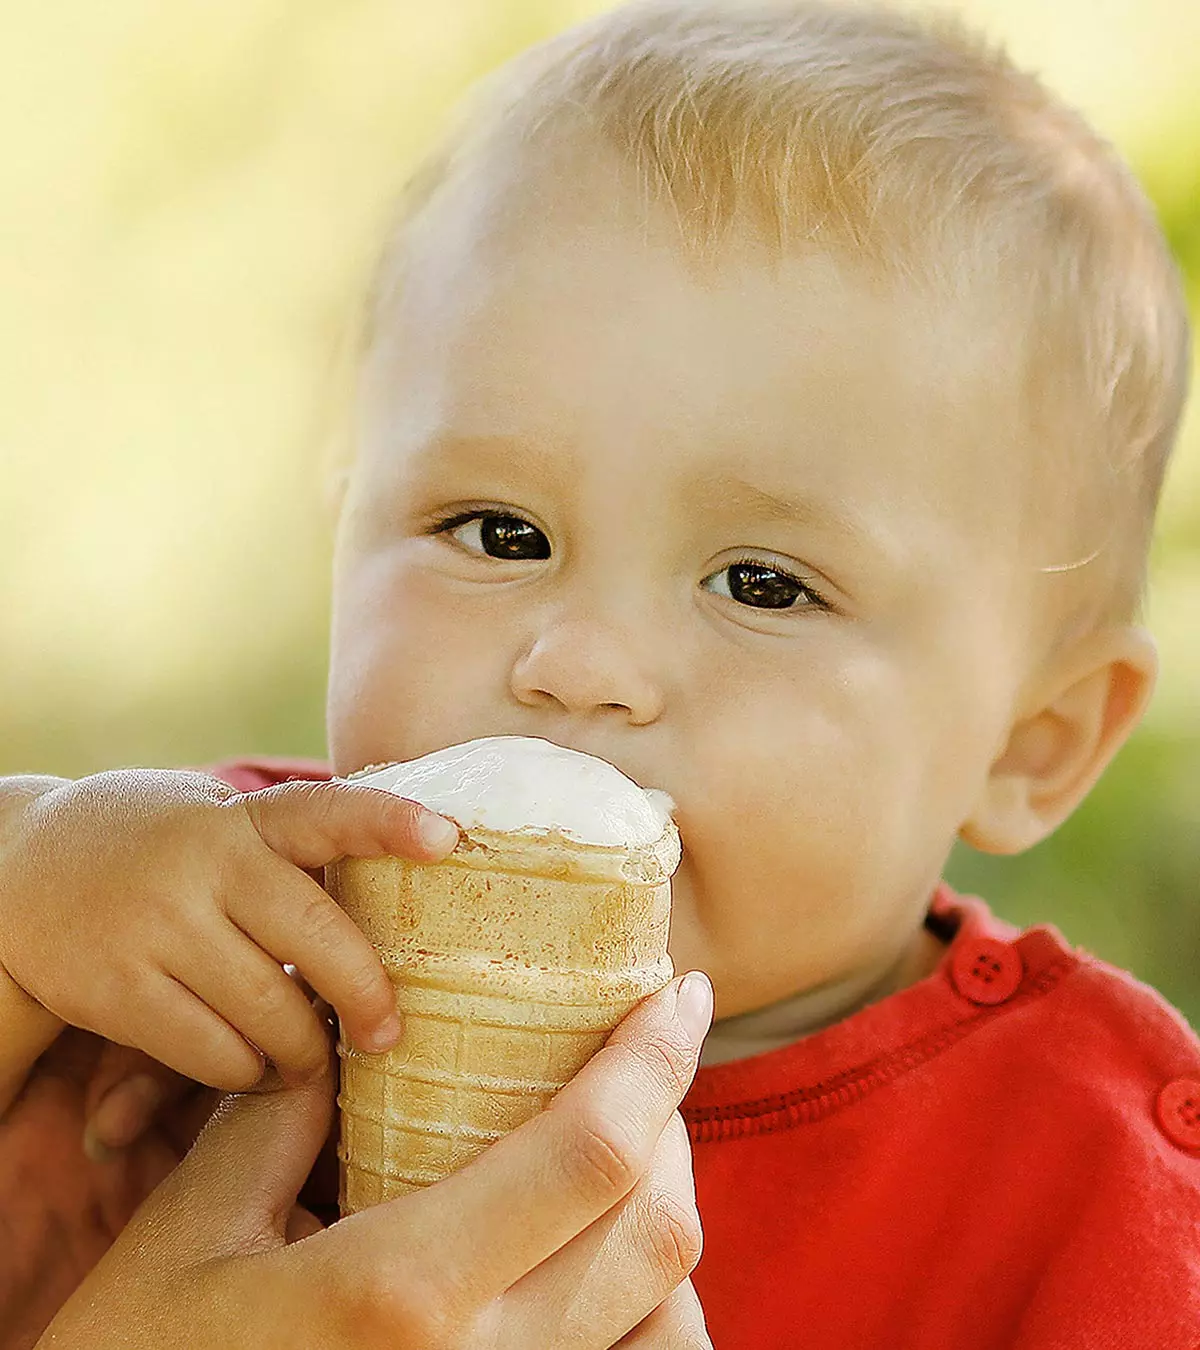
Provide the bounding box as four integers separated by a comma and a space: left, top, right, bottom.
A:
700, 925, 947, 1066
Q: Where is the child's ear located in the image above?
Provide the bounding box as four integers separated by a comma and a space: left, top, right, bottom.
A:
959, 625, 1158, 856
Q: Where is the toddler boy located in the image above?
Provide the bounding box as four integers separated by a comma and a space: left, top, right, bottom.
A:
2, 2, 1196, 1346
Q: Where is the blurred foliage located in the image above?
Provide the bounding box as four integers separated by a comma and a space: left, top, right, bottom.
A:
1, 0, 1197, 1022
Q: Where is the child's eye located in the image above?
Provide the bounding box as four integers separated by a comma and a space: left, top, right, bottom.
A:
703, 561, 827, 611
435, 511, 551, 561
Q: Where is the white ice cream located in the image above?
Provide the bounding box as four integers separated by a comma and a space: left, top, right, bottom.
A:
349, 736, 674, 848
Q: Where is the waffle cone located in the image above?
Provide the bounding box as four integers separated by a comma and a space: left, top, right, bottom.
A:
326, 820, 678, 1214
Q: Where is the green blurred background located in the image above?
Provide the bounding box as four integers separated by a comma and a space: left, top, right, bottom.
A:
2, 1, 1197, 1018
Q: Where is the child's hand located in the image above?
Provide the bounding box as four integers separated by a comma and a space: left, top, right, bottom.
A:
0, 769, 460, 1091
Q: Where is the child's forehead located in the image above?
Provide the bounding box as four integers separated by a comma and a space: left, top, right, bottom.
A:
383, 154, 1003, 387
369, 171, 1024, 503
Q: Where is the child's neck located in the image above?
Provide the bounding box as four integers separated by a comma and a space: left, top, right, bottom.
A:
700, 923, 947, 1067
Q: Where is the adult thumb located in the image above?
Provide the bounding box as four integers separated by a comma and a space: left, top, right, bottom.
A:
150, 1061, 336, 1261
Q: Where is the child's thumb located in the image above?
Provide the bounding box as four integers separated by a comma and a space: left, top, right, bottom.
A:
151, 1061, 336, 1261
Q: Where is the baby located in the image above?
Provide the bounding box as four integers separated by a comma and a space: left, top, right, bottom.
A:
2, 1, 1197, 1346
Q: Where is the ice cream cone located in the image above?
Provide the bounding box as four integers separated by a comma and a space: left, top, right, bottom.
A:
328, 793, 678, 1215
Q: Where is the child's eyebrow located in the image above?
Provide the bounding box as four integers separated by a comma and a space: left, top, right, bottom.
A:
685, 471, 897, 566
416, 432, 564, 480
418, 434, 897, 567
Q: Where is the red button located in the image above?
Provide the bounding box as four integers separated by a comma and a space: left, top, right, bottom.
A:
1155, 1078, 1200, 1150
950, 937, 1023, 1005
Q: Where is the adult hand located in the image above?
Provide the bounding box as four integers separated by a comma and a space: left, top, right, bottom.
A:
37, 973, 714, 1349
0, 1030, 218, 1350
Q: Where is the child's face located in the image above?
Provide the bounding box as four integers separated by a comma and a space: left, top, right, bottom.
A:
328, 173, 1045, 1019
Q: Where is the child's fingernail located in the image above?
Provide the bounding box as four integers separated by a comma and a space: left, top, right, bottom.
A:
418, 812, 460, 854
674, 971, 714, 1046
363, 1013, 402, 1052
83, 1074, 164, 1159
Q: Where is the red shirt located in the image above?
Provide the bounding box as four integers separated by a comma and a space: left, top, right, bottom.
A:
4, 756, 1199, 1348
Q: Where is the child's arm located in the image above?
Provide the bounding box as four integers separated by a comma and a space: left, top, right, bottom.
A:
0, 777, 69, 1114
0, 967, 63, 1116
0, 769, 461, 1097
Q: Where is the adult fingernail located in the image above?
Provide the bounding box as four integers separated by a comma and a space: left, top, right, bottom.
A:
83, 1074, 164, 1160
675, 971, 713, 1046
82, 1127, 115, 1164
418, 812, 460, 854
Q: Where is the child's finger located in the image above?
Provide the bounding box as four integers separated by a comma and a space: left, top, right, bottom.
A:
172, 936, 334, 1085
114, 974, 266, 1092
236, 779, 460, 870
282, 963, 316, 1003
224, 867, 401, 1054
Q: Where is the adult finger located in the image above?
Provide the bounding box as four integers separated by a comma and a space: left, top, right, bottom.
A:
615, 1280, 713, 1350
84, 1075, 166, 1161
351, 971, 713, 1305
502, 1113, 701, 1347
152, 1058, 337, 1257
84, 1041, 178, 1119
83, 1043, 199, 1157
236, 779, 461, 870
286, 1204, 326, 1242
225, 860, 401, 1054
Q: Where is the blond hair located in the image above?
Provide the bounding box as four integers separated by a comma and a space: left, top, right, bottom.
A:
368, 0, 1190, 623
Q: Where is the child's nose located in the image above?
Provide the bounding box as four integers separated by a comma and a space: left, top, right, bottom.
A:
509, 616, 665, 725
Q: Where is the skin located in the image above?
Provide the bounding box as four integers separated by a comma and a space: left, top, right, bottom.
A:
328, 158, 1064, 1051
